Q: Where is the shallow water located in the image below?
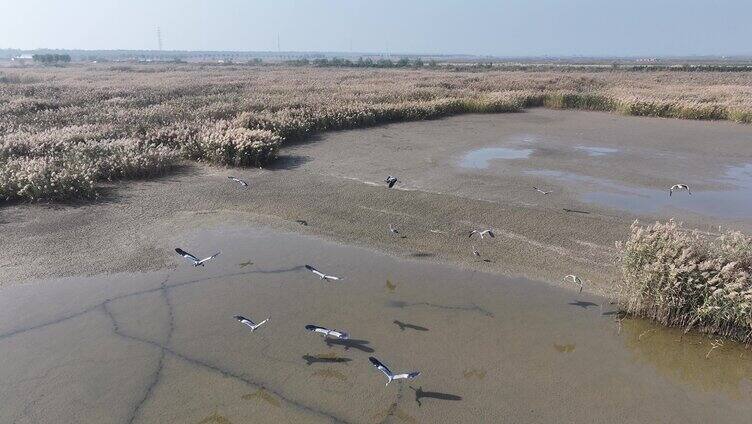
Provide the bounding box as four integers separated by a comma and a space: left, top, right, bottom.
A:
528, 163, 752, 219
449, 119, 752, 221
574, 145, 619, 157
1, 226, 751, 423
459, 147, 533, 168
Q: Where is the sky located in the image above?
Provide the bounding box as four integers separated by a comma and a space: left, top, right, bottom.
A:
1, 0, 751, 56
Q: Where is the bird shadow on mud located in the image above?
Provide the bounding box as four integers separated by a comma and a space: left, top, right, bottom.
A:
569, 300, 599, 309
302, 354, 353, 366
393, 320, 429, 332
562, 208, 590, 214
324, 338, 374, 353
409, 386, 462, 407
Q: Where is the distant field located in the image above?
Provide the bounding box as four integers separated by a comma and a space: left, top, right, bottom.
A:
2, 64, 752, 201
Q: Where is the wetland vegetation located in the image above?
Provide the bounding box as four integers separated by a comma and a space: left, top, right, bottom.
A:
2, 64, 752, 202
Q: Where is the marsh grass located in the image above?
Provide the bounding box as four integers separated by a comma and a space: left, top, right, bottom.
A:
617, 220, 752, 344
0, 139, 179, 201
2, 64, 752, 201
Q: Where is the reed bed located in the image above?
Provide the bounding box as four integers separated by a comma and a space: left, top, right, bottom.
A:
2, 64, 752, 201
617, 220, 752, 344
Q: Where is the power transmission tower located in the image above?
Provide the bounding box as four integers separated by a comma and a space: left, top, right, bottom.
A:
157, 26, 163, 51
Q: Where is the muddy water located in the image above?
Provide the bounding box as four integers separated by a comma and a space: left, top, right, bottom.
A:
1, 226, 751, 423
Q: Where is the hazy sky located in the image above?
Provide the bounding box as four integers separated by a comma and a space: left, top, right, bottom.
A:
2, 0, 750, 56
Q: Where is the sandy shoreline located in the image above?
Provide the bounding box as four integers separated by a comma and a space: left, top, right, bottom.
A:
2, 109, 752, 292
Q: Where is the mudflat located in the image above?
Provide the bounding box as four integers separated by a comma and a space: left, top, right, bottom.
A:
2, 109, 751, 291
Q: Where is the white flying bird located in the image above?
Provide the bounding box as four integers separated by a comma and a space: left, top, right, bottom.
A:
669, 184, 691, 196
469, 229, 495, 239
533, 186, 551, 195
175, 248, 221, 267
234, 315, 269, 332
305, 324, 349, 339
385, 175, 399, 188
304, 265, 341, 281
472, 246, 481, 257
228, 176, 248, 187
369, 356, 420, 386
563, 275, 584, 293
389, 224, 401, 235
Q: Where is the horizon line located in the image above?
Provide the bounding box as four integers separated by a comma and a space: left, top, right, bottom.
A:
3, 47, 752, 60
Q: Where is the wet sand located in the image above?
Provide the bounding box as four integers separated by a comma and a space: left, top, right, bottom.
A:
2, 227, 751, 424
2, 109, 752, 293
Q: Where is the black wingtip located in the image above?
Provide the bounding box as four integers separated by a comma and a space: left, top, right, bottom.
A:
175, 248, 186, 255
304, 324, 317, 331
304, 264, 314, 271
233, 315, 245, 321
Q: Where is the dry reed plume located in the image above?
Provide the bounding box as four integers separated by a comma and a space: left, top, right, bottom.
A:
617, 220, 752, 344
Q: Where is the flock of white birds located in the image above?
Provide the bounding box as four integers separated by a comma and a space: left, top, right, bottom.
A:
175, 175, 425, 386
173, 173, 694, 387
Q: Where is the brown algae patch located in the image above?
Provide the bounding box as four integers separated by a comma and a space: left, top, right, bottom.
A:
371, 408, 417, 424
393, 409, 417, 423
197, 412, 233, 424
312, 368, 348, 382
241, 389, 281, 408
386, 279, 397, 292
462, 369, 487, 379
553, 343, 576, 353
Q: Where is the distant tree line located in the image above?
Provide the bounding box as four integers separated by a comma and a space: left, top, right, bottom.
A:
629, 64, 752, 72
285, 57, 439, 69
33, 54, 71, 64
